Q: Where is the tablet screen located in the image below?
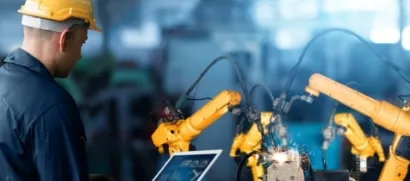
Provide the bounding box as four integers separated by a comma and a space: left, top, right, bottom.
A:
153, 153, 219, 181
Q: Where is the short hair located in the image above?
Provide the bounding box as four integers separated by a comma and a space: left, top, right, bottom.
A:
23, 26, 54, 40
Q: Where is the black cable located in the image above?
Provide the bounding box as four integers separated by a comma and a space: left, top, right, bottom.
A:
175, 56, 249, 109
247, 84, 277, 137
398, 91, 410, 107
187, 97, 212, 101
322, 81, 360, 169
282, 27, 410, 96
235, 150, 259, 181
190, 83, 199, 108
249, 84, 275, 105
327, 81, 360, 127
398, 94, 410, 104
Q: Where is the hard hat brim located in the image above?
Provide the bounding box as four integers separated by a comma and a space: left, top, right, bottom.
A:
90, 23, 102, 32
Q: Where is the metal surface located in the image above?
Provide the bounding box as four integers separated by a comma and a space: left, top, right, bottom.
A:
266, 161, 304, 181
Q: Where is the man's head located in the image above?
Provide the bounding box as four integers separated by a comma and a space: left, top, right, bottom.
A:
17, 0, 101, 78
22, 18, 89, 77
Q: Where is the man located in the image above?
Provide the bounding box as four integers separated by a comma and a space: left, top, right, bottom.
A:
0, 0, 101, 180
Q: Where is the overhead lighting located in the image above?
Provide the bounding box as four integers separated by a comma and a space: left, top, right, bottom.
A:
253, 0, 275, 28
370, 28, 400, 44
402, 26, 410, 51
120, 21, 161, 48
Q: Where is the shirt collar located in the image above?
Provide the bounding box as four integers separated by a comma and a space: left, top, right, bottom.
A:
4, 48, 52, 77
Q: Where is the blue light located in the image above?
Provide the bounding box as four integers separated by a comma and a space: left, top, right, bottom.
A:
402, 26, 410, 51
252, 0, 276, 28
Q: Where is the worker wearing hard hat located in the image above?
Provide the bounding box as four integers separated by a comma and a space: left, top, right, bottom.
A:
0, 0, 101, 180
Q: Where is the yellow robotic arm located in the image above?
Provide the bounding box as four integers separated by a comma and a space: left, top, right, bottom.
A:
334, 113, 385, 172
230, 112, 273, 181
151, 90, 241, 155
305, 73, 410, 181
306, 73, 410, 135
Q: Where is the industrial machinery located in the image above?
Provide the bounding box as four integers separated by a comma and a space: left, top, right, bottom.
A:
230, 112, 274, 181
151, 56, 249, 155
320, 81, 385, 181
233, 141, 312, 181
321, 81, 362, 170
150, 55, 308, 181
305, 73, 410, 181
228, 28, 410, 181
321, 82, 359, 152
333, 113, 385, 180
273, 27, 410, 181
231, 111, 310, 181
151, 90, 241, 154
231, 77, 312, 181
231, 83, 314, 181
150, 52, 309, 180
265, 154, 305, 181
151, 27, 410, 180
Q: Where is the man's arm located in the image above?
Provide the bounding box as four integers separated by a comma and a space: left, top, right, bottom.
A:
26, 102, 89, 181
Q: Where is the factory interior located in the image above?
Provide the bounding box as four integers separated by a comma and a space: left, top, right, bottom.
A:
2, 0, 410, 181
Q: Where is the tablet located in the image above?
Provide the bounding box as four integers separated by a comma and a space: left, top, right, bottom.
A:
152, 149, 223, 181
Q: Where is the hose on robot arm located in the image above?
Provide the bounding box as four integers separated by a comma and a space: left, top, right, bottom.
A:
235, 150, 260, 181
247, 83, 276, 135
174, 56, 250, 110
235, 28, 408, 181
275, 28, 410, 116
235, 27, 409, 181
170, 56, 274, 181
249, 83, 287, 146
321, 81, 383, 170
173, 56, 266, 147
282, 28, 410, 96
234, 84, 284, 181
277, 28, 410, 171
322, 81, 360, 170
249, 84, 275, 104
326, 81, 361, 131
170, 57, 272, 181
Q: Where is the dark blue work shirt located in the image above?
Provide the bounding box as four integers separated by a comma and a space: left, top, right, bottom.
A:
0, 49, 89, 181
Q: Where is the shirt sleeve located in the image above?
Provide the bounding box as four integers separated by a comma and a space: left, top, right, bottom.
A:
25, 102, 89, 181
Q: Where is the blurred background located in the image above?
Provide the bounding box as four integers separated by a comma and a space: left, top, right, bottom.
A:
1, 0, 410, 180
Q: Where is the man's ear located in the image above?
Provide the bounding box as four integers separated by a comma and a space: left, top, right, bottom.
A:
59, 29, 72, 52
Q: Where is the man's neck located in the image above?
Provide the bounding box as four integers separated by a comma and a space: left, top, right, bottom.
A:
21, 41, 56, 76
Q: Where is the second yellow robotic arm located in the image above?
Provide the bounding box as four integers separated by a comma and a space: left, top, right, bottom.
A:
230, 112, 273, 181
334, 113, 385, 172
151, 90, 241, 155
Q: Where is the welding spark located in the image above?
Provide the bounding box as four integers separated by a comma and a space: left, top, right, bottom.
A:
262, 130, 314, 170
261, 147, 301, 167
272, 152, 287, 165
260, 131, 316, 168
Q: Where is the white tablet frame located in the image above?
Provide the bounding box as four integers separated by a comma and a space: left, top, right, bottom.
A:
152, 149, 223, 181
